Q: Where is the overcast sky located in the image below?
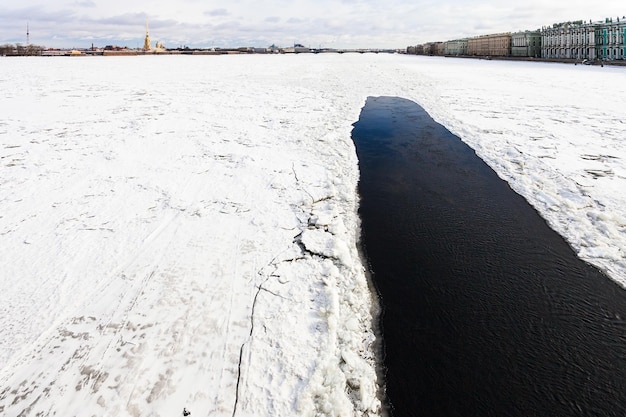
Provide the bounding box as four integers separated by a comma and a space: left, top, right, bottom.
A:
1, 1, 624, 49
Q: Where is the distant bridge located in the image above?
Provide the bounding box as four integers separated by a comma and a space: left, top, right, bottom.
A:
310, 48, 398, 54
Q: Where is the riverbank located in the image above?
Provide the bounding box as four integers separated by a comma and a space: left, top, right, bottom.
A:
441, 54, 626, 66
6, 50, 626, 66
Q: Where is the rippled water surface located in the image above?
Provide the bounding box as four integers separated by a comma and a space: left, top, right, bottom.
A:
353, 96, 626, 417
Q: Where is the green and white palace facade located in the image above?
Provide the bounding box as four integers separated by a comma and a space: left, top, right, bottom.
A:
408, 16, 625, 61
542, 18, 626, 61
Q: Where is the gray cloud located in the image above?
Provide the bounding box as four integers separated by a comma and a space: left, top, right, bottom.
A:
1, 0, 625, 49
73, 1, 96, 7
93, 12, 150, 27
206, 8, 230, 17
286, 17, 307, 24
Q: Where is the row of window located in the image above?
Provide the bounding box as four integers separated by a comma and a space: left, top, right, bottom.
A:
544, 39, 625, 46
597, 35, 625, 44
600, 48, 625, 57
543, 35, 626, 46
543, 47, 625, 59
512, 39, 540, 47
544, 38, 593, 46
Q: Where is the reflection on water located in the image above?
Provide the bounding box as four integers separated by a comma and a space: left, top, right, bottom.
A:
352, 96, 626, 417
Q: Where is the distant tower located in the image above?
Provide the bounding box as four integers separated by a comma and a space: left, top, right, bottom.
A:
143, 20, 151, 51
26, 22, 30, 46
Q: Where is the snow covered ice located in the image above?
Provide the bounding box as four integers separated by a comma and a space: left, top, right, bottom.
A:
1, 53, 625, 416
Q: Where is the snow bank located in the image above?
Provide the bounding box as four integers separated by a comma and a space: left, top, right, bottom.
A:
1, 53, 625, 417
0, 55, 383, 417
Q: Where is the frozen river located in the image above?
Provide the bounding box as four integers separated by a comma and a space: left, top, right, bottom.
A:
0, 54, 624, 416
353, 96, 626, 416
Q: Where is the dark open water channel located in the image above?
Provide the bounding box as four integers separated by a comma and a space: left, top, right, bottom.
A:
352, 97, 626, 417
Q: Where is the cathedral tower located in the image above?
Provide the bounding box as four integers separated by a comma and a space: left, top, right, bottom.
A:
143, 20, 151, 51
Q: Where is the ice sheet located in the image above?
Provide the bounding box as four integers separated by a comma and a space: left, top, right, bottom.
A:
0, 54, 624, 416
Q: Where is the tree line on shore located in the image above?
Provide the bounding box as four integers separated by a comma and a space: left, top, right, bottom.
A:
1, 43, 45, 56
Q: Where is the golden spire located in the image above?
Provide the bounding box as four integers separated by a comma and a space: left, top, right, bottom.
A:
143, 19, 151, 51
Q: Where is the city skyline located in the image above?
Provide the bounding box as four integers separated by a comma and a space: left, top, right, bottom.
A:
1, 1, 625, 49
